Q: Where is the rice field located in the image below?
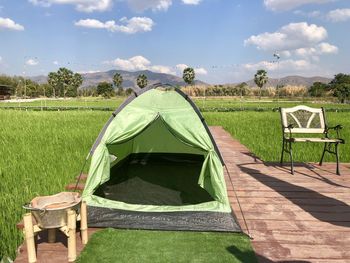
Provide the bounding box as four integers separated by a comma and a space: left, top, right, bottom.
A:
0, 111, 109, 259
1, 97, 350, 111
205, 111, 350, 162
0, 106, 349, 260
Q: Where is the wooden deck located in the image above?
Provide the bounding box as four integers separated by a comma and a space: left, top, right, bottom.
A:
15, 126, 350, 262
212, 126, 350, 263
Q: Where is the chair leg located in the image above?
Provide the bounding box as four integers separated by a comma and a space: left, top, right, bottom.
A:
319, 142, 327, 166
280, 140, 285, 165
335, 143, 340, 175
289, 141, 294, 175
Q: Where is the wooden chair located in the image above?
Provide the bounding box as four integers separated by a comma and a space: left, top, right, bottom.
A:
279, 105, 344, 175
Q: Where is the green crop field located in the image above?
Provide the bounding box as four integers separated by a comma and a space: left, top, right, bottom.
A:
205, 111, 350, 162
1, 108, 349, 260
1, 97, 350, 111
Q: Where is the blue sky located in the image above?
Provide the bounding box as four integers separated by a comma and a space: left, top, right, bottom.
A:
0, 0, 349, 83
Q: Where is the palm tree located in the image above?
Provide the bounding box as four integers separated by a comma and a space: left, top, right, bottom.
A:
113, 72, 123, 95
137, 74, 148, 89
254, 69, 268, 100
183, 67, 195, 86
113, 72, 123, 89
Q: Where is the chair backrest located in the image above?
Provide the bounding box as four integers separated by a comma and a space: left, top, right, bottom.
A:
280, 105, 326, 134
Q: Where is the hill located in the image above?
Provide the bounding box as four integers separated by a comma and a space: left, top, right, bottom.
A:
30, 70, 207, 89
245, 76, 331, 88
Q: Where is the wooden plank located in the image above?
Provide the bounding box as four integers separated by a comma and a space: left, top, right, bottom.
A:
246, 219, 350, 232
211, 127, 350, 262
75, 173, 88, 181
252, 230, 350, 245
65, 183, 85, 191
253, 243, 350, 260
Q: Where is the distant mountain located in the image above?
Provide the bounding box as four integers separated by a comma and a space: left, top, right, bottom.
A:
30, 70, 208, 89
245, 76, 332, 88
29, 72, 332, 89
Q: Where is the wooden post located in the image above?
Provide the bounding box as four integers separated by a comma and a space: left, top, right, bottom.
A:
48, 229, 56, 243
67, 209, 77, 262
80, 201, 88, 245
23, 213, 37, 263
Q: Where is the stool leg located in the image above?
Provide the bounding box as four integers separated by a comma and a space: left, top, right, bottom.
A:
80, 201, 88, 245
67, 209, 77, 262
23, 213, 37, 263
48, 229, 56, 243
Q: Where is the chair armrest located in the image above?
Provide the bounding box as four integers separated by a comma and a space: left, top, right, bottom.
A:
327, 124, 343, 131
326, 124, 343, 139
283, 124, 294, 139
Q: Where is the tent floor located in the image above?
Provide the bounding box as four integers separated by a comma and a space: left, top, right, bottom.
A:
95, 153, 214, 206
87, 206, 241, 232
91, 153, 240, 232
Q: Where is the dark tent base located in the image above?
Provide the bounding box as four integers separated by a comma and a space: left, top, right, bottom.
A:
94, 153, 214, 206
87, 206, 241, 232
89, 153, 241, 232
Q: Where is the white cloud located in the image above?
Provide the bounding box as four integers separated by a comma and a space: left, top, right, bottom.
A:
150, 65, 175, 74
280, 50, 292, 58
103, 56, 207, 76
117, 17, 154, 33
75, 17, 154, 34
293, 42, 338, 59
0, 17, 24, 31
29, 0, 112, 12
26, 59, 39, 66
195, 68, 208, 75
176, 64, 189, 72
127, 0, 172, 12
75, 19, 116, 30
317, 42, 338, 54
182, 0, 201, 5
244, 22, 327, 51
327, 8, 350, 22
30, 0, 202, 13
104, 56, 151, 71
53, 60, 59, 65
264, 0, 336, 12
105, 56, 175, 74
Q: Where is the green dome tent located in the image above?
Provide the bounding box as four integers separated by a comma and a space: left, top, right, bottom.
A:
82, 85, 241, 232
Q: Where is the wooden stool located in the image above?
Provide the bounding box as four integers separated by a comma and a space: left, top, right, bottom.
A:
23, 201, 88, 263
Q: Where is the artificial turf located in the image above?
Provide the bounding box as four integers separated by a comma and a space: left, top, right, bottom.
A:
76, 228, 257, 263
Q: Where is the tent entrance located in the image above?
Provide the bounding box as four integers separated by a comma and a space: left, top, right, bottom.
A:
94, 153, 214, 206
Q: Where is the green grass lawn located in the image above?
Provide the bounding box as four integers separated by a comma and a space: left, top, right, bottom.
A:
76, 229, 257, 263
1, 107, 349, 260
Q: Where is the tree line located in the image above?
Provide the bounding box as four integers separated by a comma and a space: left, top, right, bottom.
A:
0, 67, 349, 103
252, 69, 350, 103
